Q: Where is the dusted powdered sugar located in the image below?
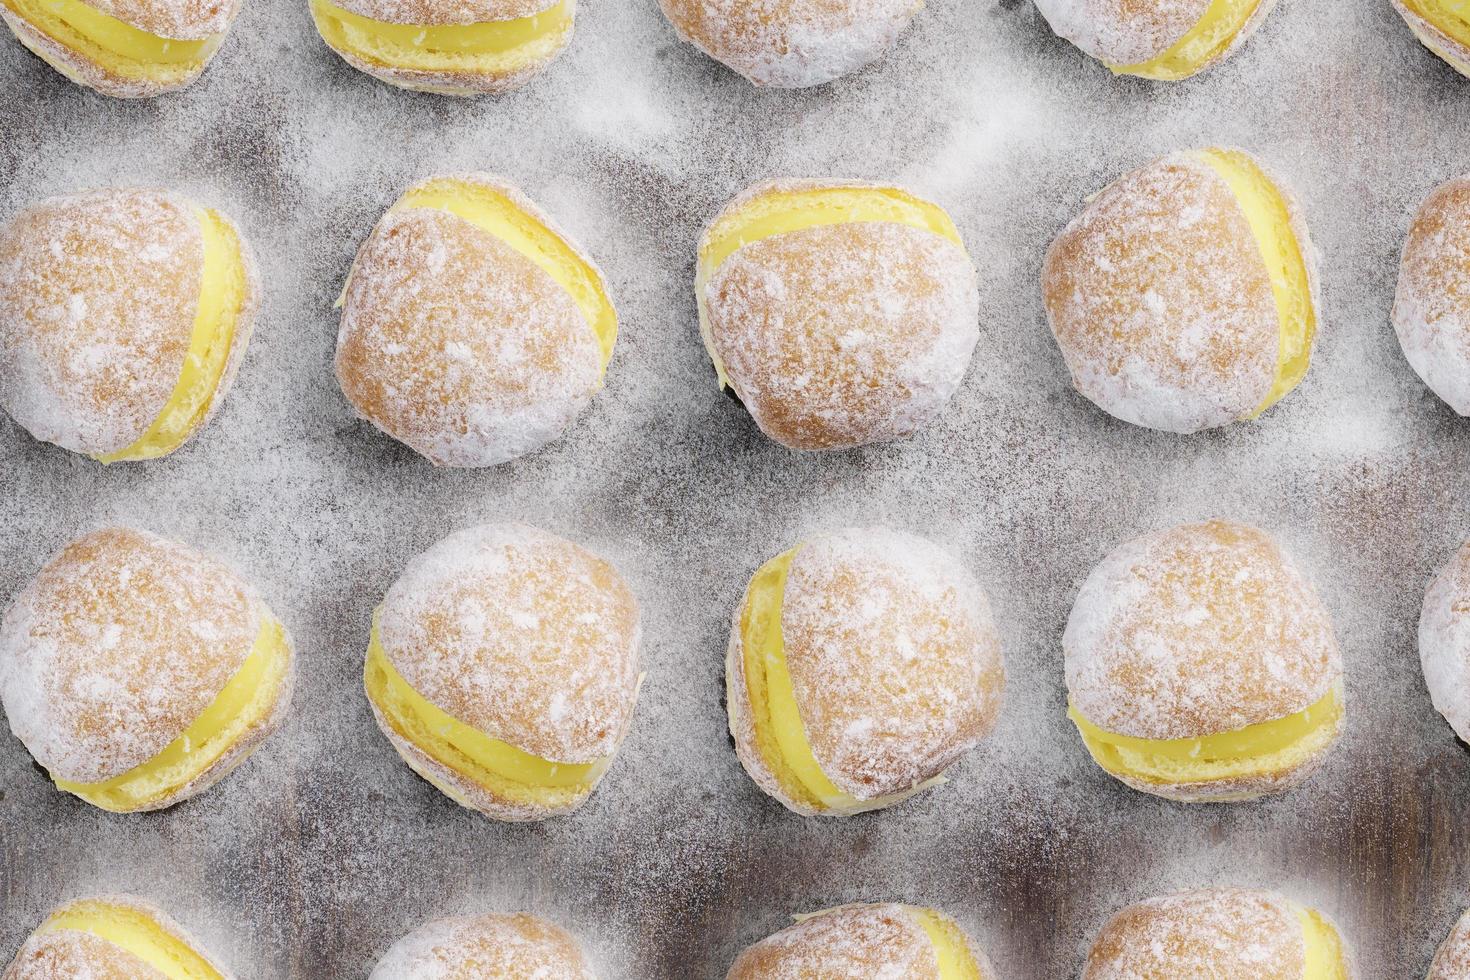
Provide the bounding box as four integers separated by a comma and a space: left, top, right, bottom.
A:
1064, 519, 1340, 740
1419, 542, 1470, 745
1032, 0, 1215, 66
1430, 908, 1470, 980
80, 0, 240, 40
331, 0, 560, 26
4, 895, 235, 980
1393, 175, 1470, 417
367, 913, 595, 979
726, 904, 943, 980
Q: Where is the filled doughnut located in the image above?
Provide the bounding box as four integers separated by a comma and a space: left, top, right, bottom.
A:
727, 903, 995, 979
1044, 148, 1319, 433
727, 527, 1004, 816
0, 188, 258, 461
1393, 0, 1470, 78
1419, 542, 1470, 744
335, 172, 617, 467
1083, 888, 1351, 978
1430, 909, 1470, 980
698, 179, 979, 451
0, 527, 294, 812
1031, 0, 1278, 80
657, 0, 922, 87
309, 0, 573, 95
370, 913, 594, 978
365, 522, 640, 820
1, 0, 240, 96
4, 895, 233, 979
1393, 175, 1470, 414
1064, 519, 1343, 802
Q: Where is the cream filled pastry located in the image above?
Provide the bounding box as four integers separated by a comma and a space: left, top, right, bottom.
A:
0, 188, 258, 461
0, 527, 294, 812
699, 179, 980, 451
1083, 888, 1352, 979
1065, 519, 1343, 802
657, 0, 923, 87
727, 903, 995, 979
369, 913, 595, 979
1429, 909, 1470, 980
309, 0, 574, 95
1032, 0, 1279, 80
1044, 148, 1319, 433
336, 172, 617, 467
365, 522, 640, 820
4, 895, 234, 979
1419, 542, 1470, 744
1393, 175, 1470, 414
1, 0, 241, 96
1393, 0, 1470, 78
727, 528, 1004, 816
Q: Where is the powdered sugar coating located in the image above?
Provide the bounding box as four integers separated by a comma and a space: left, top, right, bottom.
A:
1429, 909, 1470, 980
0, 188, 258, 458
3, 895, 235, 980
728, 528, 1003, 813
335, 173, 606, 467
702, 179, 979, 451
1393, 176, 1470, 416
1043, 149, 1319, 434
333, 0, 558, 25
368, 913, 595, 980
656, 0, 920, 88
1065, 519, 1341, 740
1392, 0, 1470, 79
377, 522, 640, 765
1031, 0, 1278, 70
1419, 542, 1470, 745
0, 527, 272, 786
1083, 888, 1316, 979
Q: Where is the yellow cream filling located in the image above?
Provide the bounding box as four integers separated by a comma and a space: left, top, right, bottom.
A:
1107, 0, 1261, 80
1069, 683, 1342, 792
739, 548, 938, 814
383, 176, 617, 374
364, 613, 610, 807
696, 185, 966, 388
1193, 148, 1316, 418
308, 0, 572, 75
1297, 906, 1349, 980
37, 900, 221, 979
53, 612, 289, 812
3, 0, 221, 79
94, 208, 246, 464
1402, 0, 1470, 52
910, 907, 985, 980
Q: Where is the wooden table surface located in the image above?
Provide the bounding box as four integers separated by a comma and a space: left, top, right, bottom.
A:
2, 0, 1468, 976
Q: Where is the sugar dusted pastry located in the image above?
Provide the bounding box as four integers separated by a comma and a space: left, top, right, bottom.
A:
309, 0, 574, 95
727, 903, 995, 979
0, 527, 294, 812
1044, 148, 1319, 433
1430, 909, 1470, 980
369, 913, 595, 979
1393, 175, 1470, 414
0, 188, 258, 461
699, 179, 979, 451
1065, 519, 1343, 802
727, 528, 1004, 816
365, 522, 640, 820
1032, 0, 1279, 80
335, 172, 617, 467
1393, 0, 1470, 78
1420, 542, 1470, 744
1083, 888, 1351, 978
0, 0, 241, 96
657, 0, 921, 87
4, 895, 234, 979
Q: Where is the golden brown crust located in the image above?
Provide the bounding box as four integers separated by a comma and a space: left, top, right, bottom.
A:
0, 528, 267, 787
3, 895, 235, 980
0, 11, 218, 96
1043, 151, 1283, 433
1393, 176, 1470, 415
369, 913, 595, 979
335, 174, 603, 466
1430, 909, 1470, 980
727, 905, 944, 979
1084, 889, 1307, 979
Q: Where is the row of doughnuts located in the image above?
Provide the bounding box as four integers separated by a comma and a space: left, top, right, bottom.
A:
12, 887, 1470, 976
3, 157, 1469, 468
4, 517, 1470, 819
3, 0, 1468, 99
